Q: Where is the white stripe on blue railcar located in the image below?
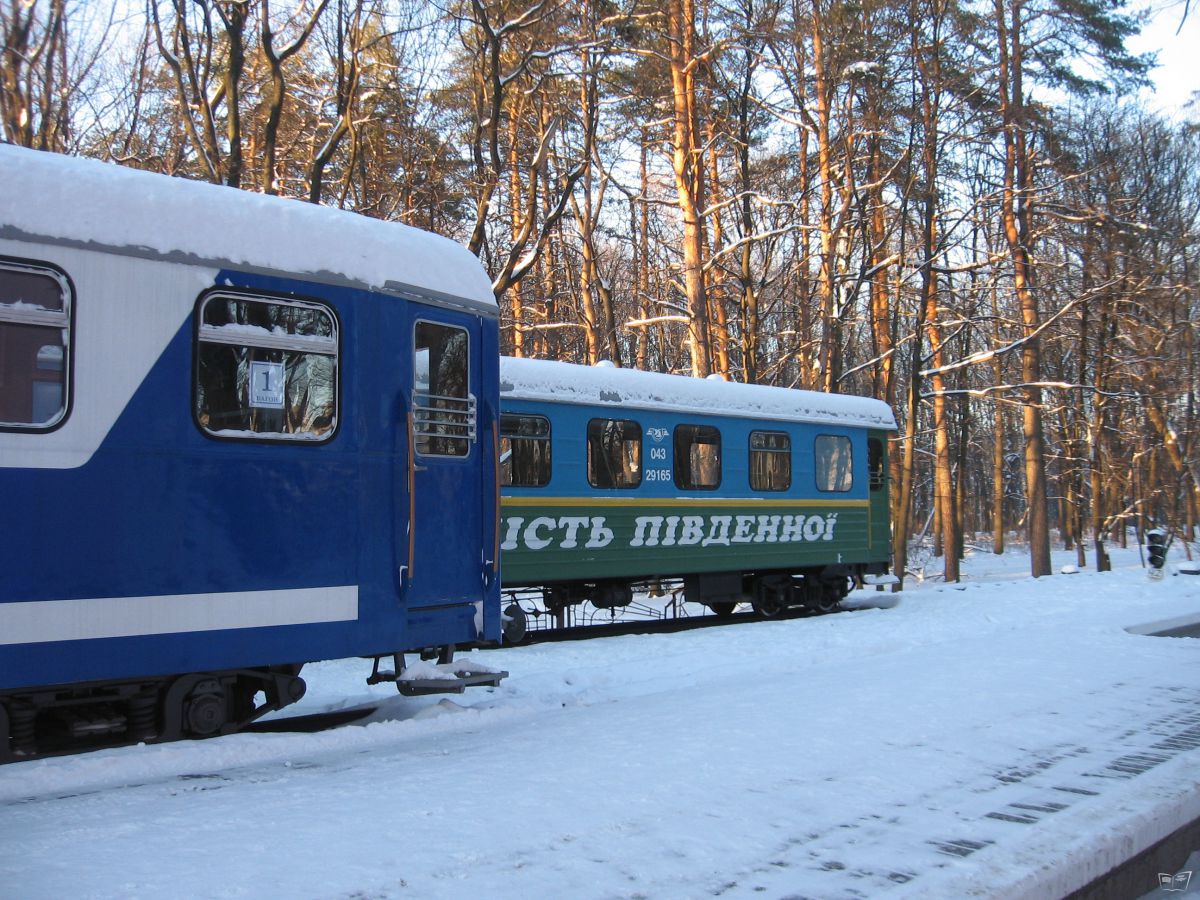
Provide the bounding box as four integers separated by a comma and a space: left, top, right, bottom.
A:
0, 586, 359, 645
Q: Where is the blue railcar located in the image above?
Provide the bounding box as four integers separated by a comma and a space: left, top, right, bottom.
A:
498, 358, 896, 634
0, 146, 503, 758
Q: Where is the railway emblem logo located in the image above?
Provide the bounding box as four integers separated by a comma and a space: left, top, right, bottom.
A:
1159, 870, 1193, 892
647, 427, 669, 442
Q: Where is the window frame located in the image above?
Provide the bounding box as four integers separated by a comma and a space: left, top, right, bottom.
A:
673, 423, 722, 491
412, 318, 475, 459
193, 289, 341, 445
500, 412, 552, 487
814, 433, 854, 493
749, 429, 791, 492
586, 417, 643, 490
0, 256, 74, 433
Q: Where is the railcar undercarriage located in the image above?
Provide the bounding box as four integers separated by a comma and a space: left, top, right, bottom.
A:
0, 665, 306, 762
502, 565, 878, 643
1, 646, 506, 762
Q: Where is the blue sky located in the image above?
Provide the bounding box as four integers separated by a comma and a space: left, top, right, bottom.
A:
1130, 1, 1199, 114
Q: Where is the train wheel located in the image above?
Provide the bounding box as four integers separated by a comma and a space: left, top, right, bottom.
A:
753, 596, 786, 618
752, 576, 790, 619
503, 603, 528, 644
809, 577, 849, 614
183, 679, 228, 737
809, 592, 839, 614
161, 674, 227, 740
710, 602, 737, 618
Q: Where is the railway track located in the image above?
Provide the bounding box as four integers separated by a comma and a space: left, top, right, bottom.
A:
246, 706, 378, 734
501, 588, 893, 645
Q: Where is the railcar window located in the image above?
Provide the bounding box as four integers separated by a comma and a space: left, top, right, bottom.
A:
815, 435, 853, 492
413, 321, 473, 457
674, 424, 721, 490
500, 414, 551, 487
868, 438, 885, 491
749, 430, 791, 491
587, 418, 642, 489
0, 260, 71, 430
195, 293, 337, 442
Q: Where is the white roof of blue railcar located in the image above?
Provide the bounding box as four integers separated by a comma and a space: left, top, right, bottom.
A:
0, 145, 495, 313
500, 357, 898, 430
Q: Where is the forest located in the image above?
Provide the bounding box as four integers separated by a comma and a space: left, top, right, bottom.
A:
3, 0, 1197, 582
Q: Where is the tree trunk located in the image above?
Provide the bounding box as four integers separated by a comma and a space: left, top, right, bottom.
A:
811, 0, 839, 394
918, 12, 957, 582
637, 129, 652, 370
509, 106, 527, 357
667, 0, 712, 377
996, 0, 1050, 576
991, 283, 1006, 555
220, 3, 248, 189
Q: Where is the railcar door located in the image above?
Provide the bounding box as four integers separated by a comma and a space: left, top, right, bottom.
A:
404, 313, 488, 646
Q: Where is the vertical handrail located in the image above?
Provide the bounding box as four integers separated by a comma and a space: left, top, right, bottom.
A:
407, 406, 417, 584
490, 401, 501, 584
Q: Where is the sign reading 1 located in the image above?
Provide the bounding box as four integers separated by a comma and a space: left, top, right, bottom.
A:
644, 424, 671, 483
249, 360, 286, 410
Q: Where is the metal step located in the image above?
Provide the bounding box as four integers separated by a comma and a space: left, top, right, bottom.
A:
368, 652, 507, 695
397, 669, 508, 696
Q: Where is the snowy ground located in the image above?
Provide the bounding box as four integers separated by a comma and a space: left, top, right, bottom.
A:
3, 545, 1200, 900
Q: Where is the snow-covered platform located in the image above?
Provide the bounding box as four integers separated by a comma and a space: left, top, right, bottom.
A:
2, 548, 1199, 899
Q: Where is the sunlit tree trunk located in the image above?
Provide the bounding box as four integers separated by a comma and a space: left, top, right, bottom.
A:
636, 128, 652, 370
667, 0, 712, 377
508, 106, 527, 357
995, 0, 1051, 576
917, 7, 957, 581
810, 0, 839, 394
703, 108, 731, 379
990, 283, 1007, 554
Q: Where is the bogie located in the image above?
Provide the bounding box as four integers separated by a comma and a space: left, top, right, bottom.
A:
0, 665, 308, 760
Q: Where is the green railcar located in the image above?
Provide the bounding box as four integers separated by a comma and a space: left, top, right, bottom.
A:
498, 358, 895, 633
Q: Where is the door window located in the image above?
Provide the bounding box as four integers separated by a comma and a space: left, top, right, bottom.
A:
868, 437, 885, 491
414, 321, 474, 457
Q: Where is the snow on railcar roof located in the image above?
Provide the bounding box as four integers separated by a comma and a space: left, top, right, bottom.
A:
0, 145, 495, 311
500, 357, 898, 430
